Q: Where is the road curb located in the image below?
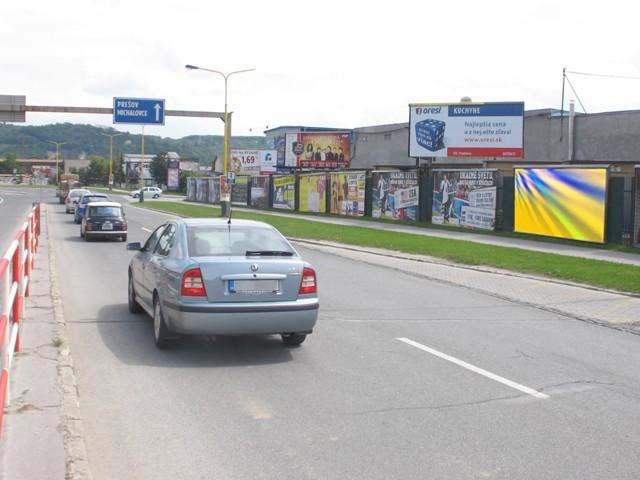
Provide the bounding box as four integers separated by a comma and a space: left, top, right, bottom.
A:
47, 207, 93, 480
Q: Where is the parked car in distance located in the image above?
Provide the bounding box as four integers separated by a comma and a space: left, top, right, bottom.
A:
74, 192, 109, 224
126, 218, 319, 349
65, 188, 91, 213
81, 202, 127, 242
130, 186, 162, 199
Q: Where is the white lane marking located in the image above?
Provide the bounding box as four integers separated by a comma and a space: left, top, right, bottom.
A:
396, 337, 550, 399
141, 227, 152, 233
0, 196, 4, 205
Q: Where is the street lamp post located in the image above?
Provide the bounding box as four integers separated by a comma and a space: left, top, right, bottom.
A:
100, 132, 123, 191
47, 140, 67, 184
185, 64, 255, 217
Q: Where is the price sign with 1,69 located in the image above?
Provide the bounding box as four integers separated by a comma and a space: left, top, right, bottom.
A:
230, 149, 261, 175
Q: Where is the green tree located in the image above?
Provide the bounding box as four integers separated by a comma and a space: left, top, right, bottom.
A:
81, 156, 108, 185
150, 152, 168, 186
0, 152, 19, 174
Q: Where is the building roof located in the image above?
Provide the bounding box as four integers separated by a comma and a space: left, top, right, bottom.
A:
263, 125, 352, 134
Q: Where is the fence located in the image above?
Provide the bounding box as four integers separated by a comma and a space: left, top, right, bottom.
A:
0, 203, 41, 435
187, 169, 638, 246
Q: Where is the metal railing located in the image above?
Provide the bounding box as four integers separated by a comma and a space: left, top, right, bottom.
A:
0, 203, 40, 435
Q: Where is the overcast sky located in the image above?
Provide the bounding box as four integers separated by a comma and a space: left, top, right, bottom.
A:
3, 0, 640, 139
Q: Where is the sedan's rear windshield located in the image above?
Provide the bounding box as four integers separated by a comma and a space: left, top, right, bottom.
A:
187, 226, 295, 257
70, 190, 89, 198
82, 195, 107, 204
89, 206, 123, 217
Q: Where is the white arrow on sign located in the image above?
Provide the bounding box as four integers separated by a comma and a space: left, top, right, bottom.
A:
154, 103, 162, 122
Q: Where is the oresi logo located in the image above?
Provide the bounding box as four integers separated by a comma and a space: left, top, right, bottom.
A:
416, 106, 441, 115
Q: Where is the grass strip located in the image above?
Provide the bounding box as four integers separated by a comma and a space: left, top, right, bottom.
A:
141, 201, 640, 294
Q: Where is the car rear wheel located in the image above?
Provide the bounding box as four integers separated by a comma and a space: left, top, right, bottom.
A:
121, 234, 128, 242
281, 333, 307, 347
128, 274, 143, 314
153, 295, 174, 349
153, 194, 159, 199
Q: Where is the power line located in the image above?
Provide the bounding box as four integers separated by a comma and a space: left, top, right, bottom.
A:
564, 74, 588, 113
565, 70, 640, 80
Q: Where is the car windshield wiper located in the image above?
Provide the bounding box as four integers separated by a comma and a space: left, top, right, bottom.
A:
245, 250, 294, 256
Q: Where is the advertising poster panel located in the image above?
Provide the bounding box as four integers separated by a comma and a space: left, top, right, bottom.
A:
250, 176, 270, 209
208, 177, 220, 204
231, 175, 249, 206
186, 177, 197, 201
167, 160, 180, 191
299, 174, 327, 213
230, 149, 278, 175
432, 169, 498, 230
220, 175, 231, 202
285, 132, 350, 169
409, 102, 524, 158
514, 167, 608, 243
371, 170, 419, 221
635, 167, 640, 246
196, 177, 209, 202
329, 172, 366, 216
274, 135, 287, 173
272, 175, 296, 210
125, 159, 152, 183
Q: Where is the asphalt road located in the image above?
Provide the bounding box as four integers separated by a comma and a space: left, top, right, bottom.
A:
0, 185, 51, 255
48, 196, 640, 480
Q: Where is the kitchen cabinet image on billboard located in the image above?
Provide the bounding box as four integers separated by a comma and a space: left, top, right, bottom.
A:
372, 170, 419, 221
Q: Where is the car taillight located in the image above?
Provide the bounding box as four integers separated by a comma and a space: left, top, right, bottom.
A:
86, 223, 93, 231
181, 267, 207, 297
122, 222, 128, 230
298, 267, 317, 295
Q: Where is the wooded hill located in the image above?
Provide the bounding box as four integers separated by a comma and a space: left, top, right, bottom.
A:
0, 123, 268, 163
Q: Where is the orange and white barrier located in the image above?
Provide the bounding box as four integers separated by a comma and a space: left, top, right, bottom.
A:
0, 203, 40, 435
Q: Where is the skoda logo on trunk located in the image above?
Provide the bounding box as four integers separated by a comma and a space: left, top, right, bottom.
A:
250, 264, 259, 272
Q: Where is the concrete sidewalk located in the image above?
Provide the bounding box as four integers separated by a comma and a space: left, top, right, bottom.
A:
1, 207, 65, 480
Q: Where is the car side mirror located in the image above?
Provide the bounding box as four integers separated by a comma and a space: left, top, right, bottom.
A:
127, 242, 142, 251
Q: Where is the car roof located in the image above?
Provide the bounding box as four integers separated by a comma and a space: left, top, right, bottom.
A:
86, 201, 122, 207
69, 188, 90, 194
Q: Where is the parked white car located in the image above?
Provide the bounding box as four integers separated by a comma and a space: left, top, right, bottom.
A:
130, 186, 162, 199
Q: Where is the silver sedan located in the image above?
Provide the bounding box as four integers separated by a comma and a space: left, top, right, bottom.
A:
127, 218, 319, 348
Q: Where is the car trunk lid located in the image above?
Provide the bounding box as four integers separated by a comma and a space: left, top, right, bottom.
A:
194, 256, 304, 303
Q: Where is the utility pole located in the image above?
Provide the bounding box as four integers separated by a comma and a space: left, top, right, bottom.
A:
100, 132, 122, 191
47, 140, 66, 184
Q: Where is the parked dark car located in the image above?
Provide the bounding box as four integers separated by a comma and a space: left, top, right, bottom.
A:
81, 202, 128, 242
74, 193, 109, 224
126, 218, 319, 348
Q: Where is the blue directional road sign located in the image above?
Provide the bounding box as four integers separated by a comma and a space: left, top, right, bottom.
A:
113, 97, 165, 125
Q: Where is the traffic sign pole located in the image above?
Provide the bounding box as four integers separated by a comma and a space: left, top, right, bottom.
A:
139, 126, 145, 203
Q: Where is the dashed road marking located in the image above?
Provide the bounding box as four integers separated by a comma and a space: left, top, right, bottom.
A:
397, 337, 550, 400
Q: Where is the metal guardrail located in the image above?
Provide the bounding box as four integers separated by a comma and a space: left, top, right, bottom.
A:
0, 203, 40, 435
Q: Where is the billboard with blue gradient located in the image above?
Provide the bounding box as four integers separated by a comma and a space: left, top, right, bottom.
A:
514, 167, 607, 243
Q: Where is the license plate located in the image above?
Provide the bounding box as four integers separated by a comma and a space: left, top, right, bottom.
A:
102, 223, 113, 230
228, 279, 279, 293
